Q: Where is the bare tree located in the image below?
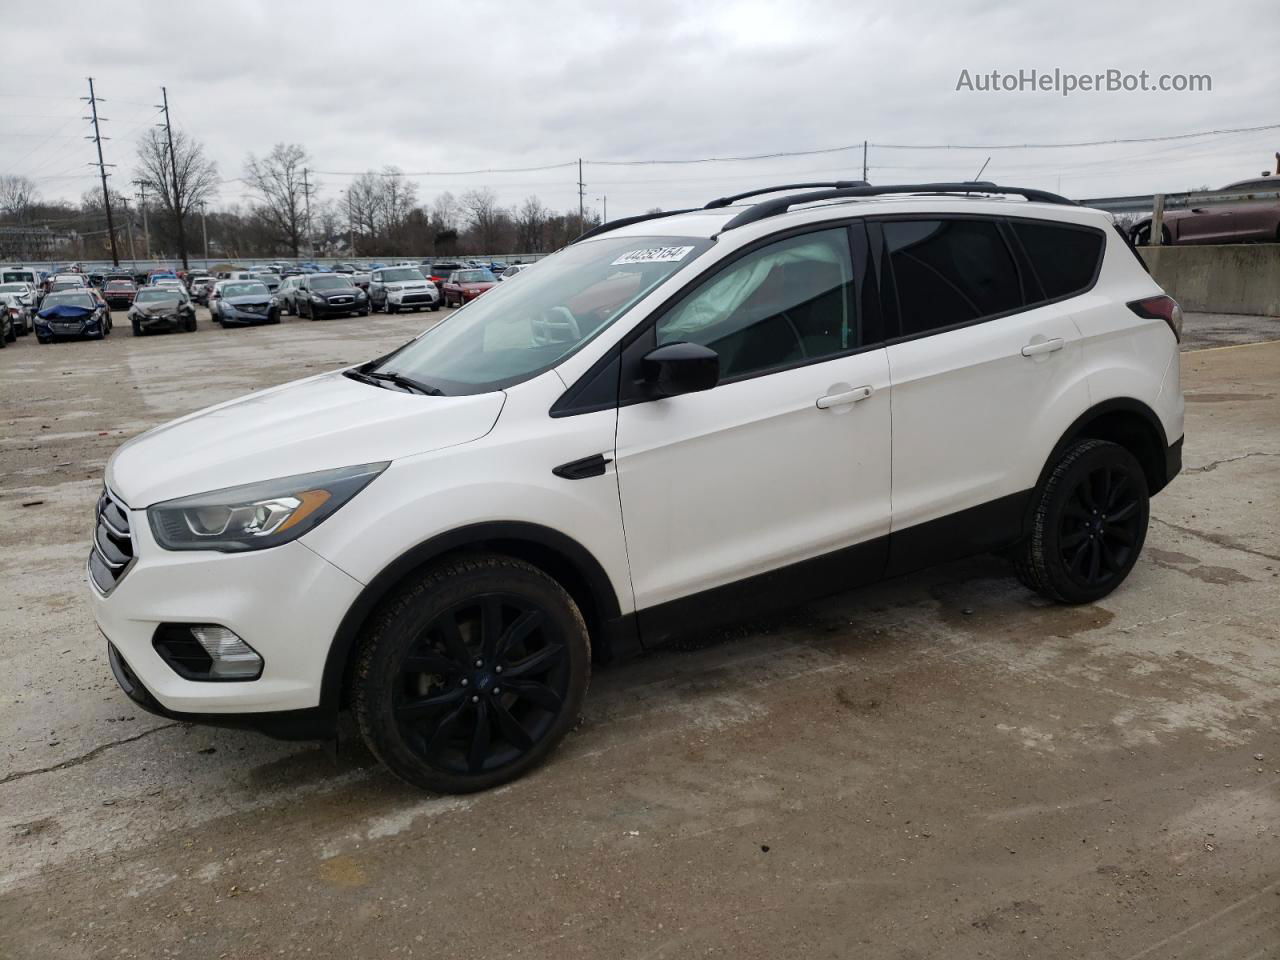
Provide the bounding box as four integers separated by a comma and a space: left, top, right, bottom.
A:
515, 195, 547, 252
134, 128, 218, 256
429, 191, 460, 234
346, 172, 383, 244
377, 167, 418, 238
0, 175, 38, 223
461, 188, 501, 252
244, 143, 310, 256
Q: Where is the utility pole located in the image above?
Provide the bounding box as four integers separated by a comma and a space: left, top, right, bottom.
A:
158, 86, 188, 270
84, 77, 119, 266
346, 188, 355, 256
302, 167, 313, 258
200, 201, 209, 265
577, 159, 585, 232
133, 180, 151, 261
862, 140, 868, 182
122, 195, 137, 263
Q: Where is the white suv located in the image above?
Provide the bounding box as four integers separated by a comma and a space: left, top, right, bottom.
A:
89, 182, 1185, 793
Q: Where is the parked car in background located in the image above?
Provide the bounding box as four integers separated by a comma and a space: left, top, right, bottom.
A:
250, 271, 282, 293
46, 277, 89, 296
0, 299, 12, 346
441, 267, 497, 306
208, 280, 280, 327
189, 276, 216, 305
128, 286, 198, 335
0, 280, 40, 314
423, 261, 463, 290
0, 292, 29, 338
277, 275, 308, 315
296, 274, 368, 319
1131, 174, 1280, 245
35, 289, 111, 342
497, 263, 532, 281
103, 279, 138, 310
349, 265, 372, 288
367, 266, 439, 313
2, 266, 41, 292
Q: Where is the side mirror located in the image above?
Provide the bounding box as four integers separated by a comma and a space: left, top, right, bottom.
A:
641, 342, 719, 398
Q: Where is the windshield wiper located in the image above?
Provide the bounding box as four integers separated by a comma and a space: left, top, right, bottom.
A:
344, 367, 445, 396
367, 370, 445, 396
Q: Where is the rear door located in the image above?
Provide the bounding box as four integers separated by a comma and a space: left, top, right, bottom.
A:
614, 224, 892, 631
877, 215, 1096, 570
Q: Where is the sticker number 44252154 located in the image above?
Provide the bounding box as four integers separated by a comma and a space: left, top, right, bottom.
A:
611, 245, 695, 266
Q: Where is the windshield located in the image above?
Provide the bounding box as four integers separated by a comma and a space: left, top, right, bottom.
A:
454, 269, 496, 283
382, 268, 424, 283
252, 273, 280, 282
310, 275, 353, 290
222, 282, 269, 297
136, 289, 181, 302
106, 281, 135, 290
44, 292, 95, 309
371, 235, 711, 395
50, 281, 82, 291
2, 272, 33, 283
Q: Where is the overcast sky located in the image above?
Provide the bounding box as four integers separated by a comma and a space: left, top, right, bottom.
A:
4, 0, 1277, 221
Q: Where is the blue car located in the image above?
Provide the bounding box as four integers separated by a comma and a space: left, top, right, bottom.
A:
35, 290, 112, 342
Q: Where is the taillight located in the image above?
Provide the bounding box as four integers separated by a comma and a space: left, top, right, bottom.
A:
1128, 295, 1183, 342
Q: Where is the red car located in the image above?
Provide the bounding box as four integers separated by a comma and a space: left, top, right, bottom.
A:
1131, 170, 1280, 245
442, 268, 497, 307
103, 279, 138, 310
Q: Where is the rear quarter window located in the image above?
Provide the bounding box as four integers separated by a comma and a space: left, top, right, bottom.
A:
1012, 220, 1105, 301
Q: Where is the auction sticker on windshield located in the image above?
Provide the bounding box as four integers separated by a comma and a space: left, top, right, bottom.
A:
611, 245, 695, 266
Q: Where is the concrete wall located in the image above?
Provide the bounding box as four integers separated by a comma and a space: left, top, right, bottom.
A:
1139, 243, 1280, 317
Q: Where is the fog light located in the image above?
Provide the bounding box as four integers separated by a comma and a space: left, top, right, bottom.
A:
191, 626, 263, 679
152, 622, 263, 681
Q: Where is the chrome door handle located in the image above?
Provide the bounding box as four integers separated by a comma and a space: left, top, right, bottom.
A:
816, 385, 873, 409
1021, 338, 1064, 357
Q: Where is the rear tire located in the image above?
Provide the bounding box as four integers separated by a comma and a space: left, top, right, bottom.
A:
1015, 439, 1149, 604
387, 302, 398, 314
354, 554, 590, 794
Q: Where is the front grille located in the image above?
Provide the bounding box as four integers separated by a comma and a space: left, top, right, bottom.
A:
402, 293, 432, 304
89, 487, 135, 593
327, 295, 354, 306
240, 301, 269, 314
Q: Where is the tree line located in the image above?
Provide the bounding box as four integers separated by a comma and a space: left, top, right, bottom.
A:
0, 129, 604, 263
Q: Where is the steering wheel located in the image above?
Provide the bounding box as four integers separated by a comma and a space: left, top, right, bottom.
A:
531, 306, 581, 346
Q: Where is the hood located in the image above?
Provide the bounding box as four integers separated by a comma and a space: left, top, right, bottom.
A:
136, 298, 182, 315
106, 369, 506, 507
461, 282, 494, 291
38, 304, 95, 320
225, 294, 271, 307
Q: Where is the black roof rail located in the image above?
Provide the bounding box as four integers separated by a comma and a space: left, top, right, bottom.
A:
572, 208, 698, 244
720, 182, 1079, 232
703, 181, 870, 209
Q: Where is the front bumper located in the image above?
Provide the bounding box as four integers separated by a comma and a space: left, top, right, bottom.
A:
89, 515, 365, 717
137, 313, 189, 331
220, 306, 278, 324
311, 298, 367, 316
36, 317, 104, 338
387, 289, 439, 308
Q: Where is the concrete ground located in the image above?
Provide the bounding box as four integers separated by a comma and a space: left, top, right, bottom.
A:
0, 308, 1277, 959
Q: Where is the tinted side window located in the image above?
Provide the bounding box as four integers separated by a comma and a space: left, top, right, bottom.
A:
656, 228, 857, 380
884, 219, 1021, 336
1013, 220, 1104, 300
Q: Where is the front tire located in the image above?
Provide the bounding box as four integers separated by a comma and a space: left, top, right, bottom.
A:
1015, 439, 1150, 604
354, 554, 590, 794
131, 318, 142, 336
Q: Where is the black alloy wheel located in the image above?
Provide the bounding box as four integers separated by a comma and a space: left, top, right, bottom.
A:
355, 555, 590, 793
1015, 439, 1150, 604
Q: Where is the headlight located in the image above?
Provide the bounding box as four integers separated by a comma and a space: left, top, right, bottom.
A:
356, 291, 367, 299
311, 295, 324, 303
270, 297, 279, 306
148, 462, 388, 553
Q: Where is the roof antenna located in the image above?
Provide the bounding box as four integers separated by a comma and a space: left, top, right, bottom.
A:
972, 156, 991, 182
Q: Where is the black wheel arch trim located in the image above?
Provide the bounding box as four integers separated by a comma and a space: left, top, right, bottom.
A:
318, 521, 633, 717
1034, 397, 1177, 522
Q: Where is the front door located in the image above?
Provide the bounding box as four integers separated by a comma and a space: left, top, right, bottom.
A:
614, 226, 892, 635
